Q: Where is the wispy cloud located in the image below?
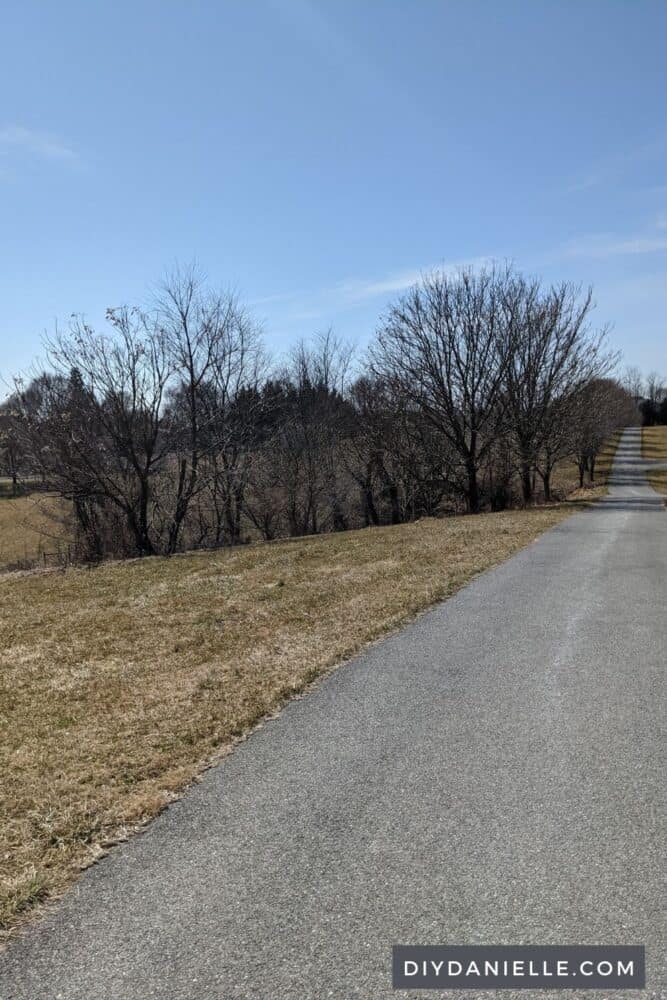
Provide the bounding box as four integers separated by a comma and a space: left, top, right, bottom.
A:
0, 126, 77, 162
335, 257, 496, 305
252, 256, 496, 328
334, 267, 428, 304
564, 232, 667, 258
566, 133, 667, 193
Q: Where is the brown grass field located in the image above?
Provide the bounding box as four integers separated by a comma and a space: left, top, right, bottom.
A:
0, 492, 67, 572
0, 438, 620, 938
642, 425, 667, 496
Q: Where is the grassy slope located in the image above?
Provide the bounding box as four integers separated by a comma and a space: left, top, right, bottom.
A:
642, 425, 667, 495
0, 504, 582, 936
593, 428, 624, 484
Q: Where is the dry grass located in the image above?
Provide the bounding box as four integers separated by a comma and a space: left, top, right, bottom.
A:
0, 502, 585, 938
0, 493, 67, 571
642, 425, 667, 495
592, 429, 624, 484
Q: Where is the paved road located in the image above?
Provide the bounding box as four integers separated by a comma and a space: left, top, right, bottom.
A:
1, 427, 665, 999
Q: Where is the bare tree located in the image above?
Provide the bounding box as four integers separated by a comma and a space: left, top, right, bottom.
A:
14, 272, 264, 559
571, 378, 637, 486
534, 396, 574, 501
503, 279, 617, 503
245, 333, 354, 537
371, 266, 516, 513
622, 365, 644, 401
645, 370, 664, 405
15, 311, 173, 557
0, 398, 23, 495
348, 376, 456, 523
156, 267, 264, 551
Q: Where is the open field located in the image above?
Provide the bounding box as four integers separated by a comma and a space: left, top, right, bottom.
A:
0, 502, 589, 938
642, 425, 667, 495
0, 494, 67, 572
0, 477, 43, 500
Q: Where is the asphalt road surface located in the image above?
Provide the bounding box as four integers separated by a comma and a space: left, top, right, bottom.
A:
1, 427, 665, 999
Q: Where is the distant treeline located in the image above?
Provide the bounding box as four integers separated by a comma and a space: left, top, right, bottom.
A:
620, 365, 667, 426
0, 263, 639, 562
639, 398, 667, 427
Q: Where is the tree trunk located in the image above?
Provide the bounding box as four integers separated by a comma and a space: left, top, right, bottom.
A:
521, 461, 532, 505
331, 497, 347, 532
466, 459, 480, 514
578, 459, 586, 488
388, 484, 401, 524
128, 506, 155, 558
139, 477, 152, 554
363, 486, 379, 527
167, 459, 188, 554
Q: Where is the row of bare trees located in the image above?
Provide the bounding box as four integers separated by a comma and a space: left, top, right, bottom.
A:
1, 264, 638, 561
369, 267, 625, 511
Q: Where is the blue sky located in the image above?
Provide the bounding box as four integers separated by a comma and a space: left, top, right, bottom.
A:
1, 0, 666, 394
